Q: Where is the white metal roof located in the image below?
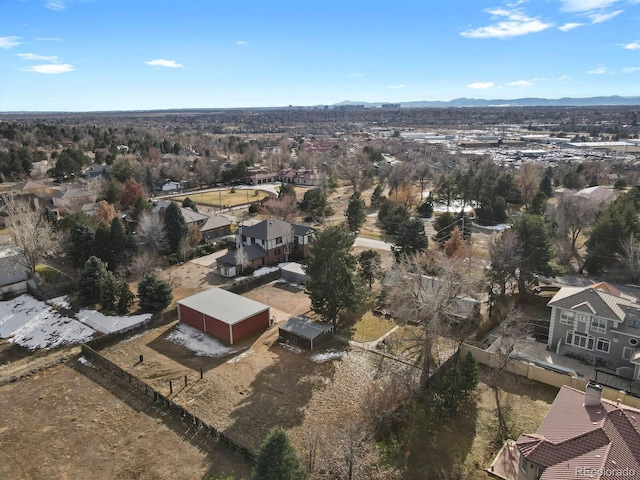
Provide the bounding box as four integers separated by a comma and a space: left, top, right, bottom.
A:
177, 288, 269, 325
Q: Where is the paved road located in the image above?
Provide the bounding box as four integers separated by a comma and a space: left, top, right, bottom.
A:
353, 235, 392, 252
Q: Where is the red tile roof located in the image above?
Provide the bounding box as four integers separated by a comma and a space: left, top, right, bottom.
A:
516, 386, 640, 480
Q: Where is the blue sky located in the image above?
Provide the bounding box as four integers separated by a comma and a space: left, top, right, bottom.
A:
1, 0, 639, 111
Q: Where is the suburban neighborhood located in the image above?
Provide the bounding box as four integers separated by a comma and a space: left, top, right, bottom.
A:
1, 104, 640, 480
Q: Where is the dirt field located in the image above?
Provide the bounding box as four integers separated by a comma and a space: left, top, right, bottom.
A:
97, 320, 393, 456
0, 361, 252, 480
242, 282, 312, 317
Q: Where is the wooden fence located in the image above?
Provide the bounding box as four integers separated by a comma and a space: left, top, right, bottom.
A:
80, 344, 257, 462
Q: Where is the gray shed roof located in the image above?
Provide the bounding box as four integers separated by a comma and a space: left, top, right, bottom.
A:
178, 288, 269, 325
200, 215, 231, 232
279, 316, 333, 340
216, 244, 267, 266
280, 262, 305, 276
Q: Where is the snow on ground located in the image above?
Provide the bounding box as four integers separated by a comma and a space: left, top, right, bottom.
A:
235, 266, 281, 282
0, 294, 95, 350
77, 309, 151, 334
166, 323, 234, 357
310, 349, 346, 363
77, 355, 94, 368
48, 295, 71, 309
226, 349, 254, 363
471, 222, 509, 231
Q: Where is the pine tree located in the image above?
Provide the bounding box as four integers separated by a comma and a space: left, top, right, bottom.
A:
137, 273, 172, 312
109, 217, 126, 269
163, 202, 188, 254
78, 256, 109, 307
252, 427, 307, 480
459, 351, 479, 400
115, 281, 134, 314
69, 223, 95, 268
345, 191, 366, 232
93, 222, 111, 265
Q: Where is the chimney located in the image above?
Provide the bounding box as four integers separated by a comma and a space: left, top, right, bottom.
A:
585, 382, 603, 407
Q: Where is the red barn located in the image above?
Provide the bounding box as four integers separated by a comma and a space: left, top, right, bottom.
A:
177, 288, 270, 345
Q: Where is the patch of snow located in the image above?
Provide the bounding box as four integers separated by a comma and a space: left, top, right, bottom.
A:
77, 355, 94, 368
279, 342, 302, 353
472, 222, 509, 231
48, 296, 71, 309
235, 265, 281, 282
0, 294, 95, 350
77, 310, 151, 334
310, 349, 346, 363
166, 323, 234, 357
226, 349, 254, 363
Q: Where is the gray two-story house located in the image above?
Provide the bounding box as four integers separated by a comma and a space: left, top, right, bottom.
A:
547, 282, 640, 386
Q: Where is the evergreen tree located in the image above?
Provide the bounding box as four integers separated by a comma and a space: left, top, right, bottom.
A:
109, 217, 126, 269
137, 273, 172, 312
278, 183, 296, 199
358, 249, 382, 288
78, 256, 109, 307
305, 226, 365, 328
539, 173, 553, 197
69, 223, 95, 268
417, 193, 434, 218
252, 427, 307, 480
163, 202, 188, 254
392, 218, 428, 261
378, 199, 409, 236
93, 222, 111, 265
100, 271, 118, 311
512, 214, 552, 289
530, 190, 547, 216
345, 191, 366, 232
370, 184, 385, 209
459, 351, 479, 399
182, 197, 198, 212
115, 281, 135, 314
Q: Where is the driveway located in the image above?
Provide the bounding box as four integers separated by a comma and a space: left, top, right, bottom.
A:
353, 235, 392, 252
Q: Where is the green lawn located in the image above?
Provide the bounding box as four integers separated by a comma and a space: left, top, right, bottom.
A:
340, 299, 396, 342
35, 264, 63, 284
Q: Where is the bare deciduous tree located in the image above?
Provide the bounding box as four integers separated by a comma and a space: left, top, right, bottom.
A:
488, 230, 523, 298
621, 233, 640, 282
129, 250, 163, 278
517, 162, 542, 211
2, 193, 59, 277
234, 246, 250, 274
136, 212, 167, 252
549, 192, 597, 264
259, 195, 298, 223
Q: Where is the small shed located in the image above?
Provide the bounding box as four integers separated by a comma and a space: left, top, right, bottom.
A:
279, 316, 334, 350
280, 262, 307, 285
177, 288, 270, 345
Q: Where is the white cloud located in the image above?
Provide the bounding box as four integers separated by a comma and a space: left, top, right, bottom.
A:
623, 42, 640, 50
589, 9, 622, 23
588, 66, 607, 74
557, 75, 571, 80
45, 0, 68, 11
387, 84, 406, 89
461, 8, 553, 39
467, 82, 495, 89
20, 63, 74, 74
558, 22, 583, 31
623, 67, 640, 73
235, 40, 248, 45
36, 37, 64, 42
559, 0, 620, 12
145, 59, 184, 68
348, 73, 363, 78
18, 53, 60, 62
508, 80, 533, 87
0, 36, 21, 49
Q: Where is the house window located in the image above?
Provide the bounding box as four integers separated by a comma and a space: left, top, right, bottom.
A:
596, 338, 610, 353
631, 338, 639, 347
576, 314, 587, 323
623, 347, 634, 361
630, 320, 640, 329
520, 456, 527, 474
535, 467, 545, 480
241, 235, 247, 243
567, 331, 594, 350
275, 249, 280, 255
276, 236, 283, 245
560, 311, 574, 325
590, 318, 606, 334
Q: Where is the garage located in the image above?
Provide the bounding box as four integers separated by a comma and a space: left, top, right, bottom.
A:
280, 262, 307, 285
177, 288, 270, 345
279, 316, 334, 350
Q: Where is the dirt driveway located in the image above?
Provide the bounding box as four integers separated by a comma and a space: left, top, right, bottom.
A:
242, 282, 312, 318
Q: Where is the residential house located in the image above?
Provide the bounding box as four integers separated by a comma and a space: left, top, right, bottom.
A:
149, 200, 230, 242
547, 283, 640, 389
576, 185, 616, 207
515, 383, 640, 480
275, 168, 319, 186
216, 219, 315, 277
52, 187, 97, 213
155, 180, 181, 192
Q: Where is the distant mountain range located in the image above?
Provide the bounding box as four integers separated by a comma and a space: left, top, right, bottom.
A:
333, 96, 640, 107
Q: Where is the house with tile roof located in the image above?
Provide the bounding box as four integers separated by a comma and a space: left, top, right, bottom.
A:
149, 200, 230, 241
216, 219, 314, 277
515, 383, 640, 480
547, 283, 640, 390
